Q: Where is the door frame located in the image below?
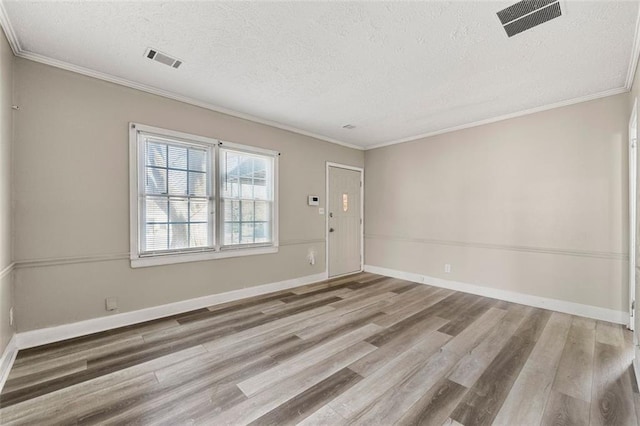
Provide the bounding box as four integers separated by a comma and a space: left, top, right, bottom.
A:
630, 97, 637, 331
326, 162, 364, 278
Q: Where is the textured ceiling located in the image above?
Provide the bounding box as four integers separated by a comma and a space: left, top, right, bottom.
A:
3, 1, 639, 148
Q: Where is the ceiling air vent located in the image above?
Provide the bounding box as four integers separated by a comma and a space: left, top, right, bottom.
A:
145, 48, 182, 69
497, 0, 562, 37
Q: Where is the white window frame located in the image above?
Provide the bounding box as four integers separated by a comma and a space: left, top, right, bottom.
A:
129, 123, 279, 268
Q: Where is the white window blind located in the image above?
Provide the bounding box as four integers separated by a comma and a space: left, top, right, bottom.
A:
141, 136, 213, 253
130, 123, 279, 267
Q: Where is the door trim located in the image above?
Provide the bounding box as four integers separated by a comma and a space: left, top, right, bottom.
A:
326, 162, 364, 278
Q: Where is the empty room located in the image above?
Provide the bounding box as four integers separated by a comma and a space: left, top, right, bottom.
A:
0, 0, 639, 424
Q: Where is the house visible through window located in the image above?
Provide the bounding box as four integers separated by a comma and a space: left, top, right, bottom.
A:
221, 149, 274, 246
130, 123, 278, 267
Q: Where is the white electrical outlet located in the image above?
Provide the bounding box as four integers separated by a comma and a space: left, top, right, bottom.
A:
105, 297, 118, 311
444, 264, 451, 273
9, 307, 13, 327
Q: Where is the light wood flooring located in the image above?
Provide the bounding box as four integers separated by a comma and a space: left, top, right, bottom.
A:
0, 272, 638, 425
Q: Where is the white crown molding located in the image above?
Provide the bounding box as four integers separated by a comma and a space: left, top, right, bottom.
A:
364, 265, 629, 325
15, 271, 328, 349
626, 2, 640, 90
365, 86, 629, 150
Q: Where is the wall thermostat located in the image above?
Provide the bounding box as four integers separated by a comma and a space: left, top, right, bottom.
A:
308, 195, 320, 206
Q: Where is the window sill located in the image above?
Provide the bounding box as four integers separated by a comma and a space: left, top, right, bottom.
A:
130, 245, 279, 268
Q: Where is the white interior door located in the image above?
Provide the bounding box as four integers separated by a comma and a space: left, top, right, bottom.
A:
328, 165, 362, 277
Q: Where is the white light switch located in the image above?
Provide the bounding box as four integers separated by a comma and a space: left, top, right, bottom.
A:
319, 208, 325, 215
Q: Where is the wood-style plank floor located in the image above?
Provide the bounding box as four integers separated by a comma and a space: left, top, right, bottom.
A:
1, 272, 638, 425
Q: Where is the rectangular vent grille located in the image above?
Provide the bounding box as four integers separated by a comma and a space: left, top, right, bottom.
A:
497, 0, 556, 25
145, 48, 182, 69
497, 0, 562, 38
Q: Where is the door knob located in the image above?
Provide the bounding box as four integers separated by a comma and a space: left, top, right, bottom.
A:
329, 228, 335, 232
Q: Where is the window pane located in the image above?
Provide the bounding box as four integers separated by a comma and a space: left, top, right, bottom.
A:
241, 223, 254, 244
224, 200, 240, 221
224, 152, 240, 178
190, 223, 208, 247
188, 171, 207, 196
146, 197, 168, 223
239, 157, 253, 177
253, 158, 267, 179
168, 169, 188, 195
169, 224, 188, 249
223, 177, 239, 198
254, 201, 269, 222
139, 132, 217, 256
146, 142, 166, 167
241, 200, 254, 221
169, 198, 188, 223
255, 222, 270, 243
190, 199, 208, 222
146, 224, 168, 251
220, 149, 274, 247
224, 222, 240, 245
189, 149, 206, 172
146, 167, 167, 194
240, 178, 254, 199
168, 145, 188, 169
253, 179, 267, 200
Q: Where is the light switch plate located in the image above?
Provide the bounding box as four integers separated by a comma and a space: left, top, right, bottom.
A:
319, 208, 325, 215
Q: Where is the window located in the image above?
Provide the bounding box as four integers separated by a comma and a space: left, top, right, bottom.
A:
220, 149, 274, 246
130, 123, 278, 267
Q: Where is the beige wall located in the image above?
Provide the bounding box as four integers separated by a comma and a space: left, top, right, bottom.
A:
365, 93, 630, 313
12, 59, 363, 331
0, 29, 14, 351
9, 51, 634, 331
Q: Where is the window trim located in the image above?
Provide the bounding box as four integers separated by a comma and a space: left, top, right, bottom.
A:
129, 123, 279, 268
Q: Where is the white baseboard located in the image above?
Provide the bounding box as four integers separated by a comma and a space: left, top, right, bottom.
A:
0, 335, 18, 393
15, 272, 328, 350
364, 265, 628, 325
